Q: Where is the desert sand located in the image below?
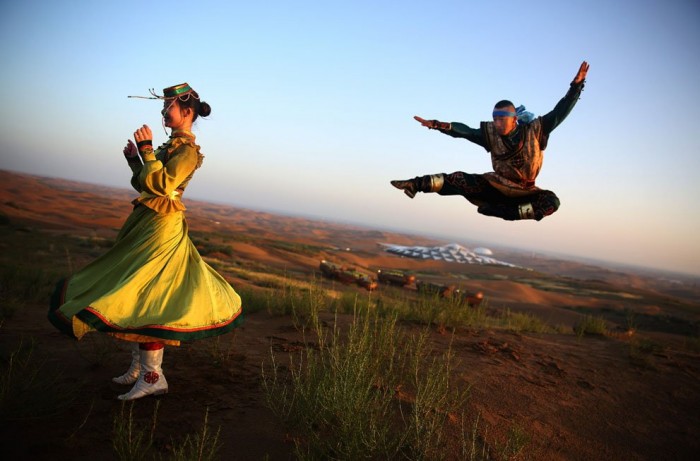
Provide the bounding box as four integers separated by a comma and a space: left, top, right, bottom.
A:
0, 169, 698, 460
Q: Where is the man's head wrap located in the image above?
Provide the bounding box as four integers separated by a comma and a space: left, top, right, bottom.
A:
492, 105, 536, 125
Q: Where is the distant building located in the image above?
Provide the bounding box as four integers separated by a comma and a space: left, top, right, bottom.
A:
474, 247, 493, 256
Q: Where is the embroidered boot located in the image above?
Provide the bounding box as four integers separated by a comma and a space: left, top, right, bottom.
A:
390, 174, 444, 198
117, 348, 168, 400
112, 342, 141, 385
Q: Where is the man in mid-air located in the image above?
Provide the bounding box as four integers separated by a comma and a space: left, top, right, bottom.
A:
391, 61, 589, 221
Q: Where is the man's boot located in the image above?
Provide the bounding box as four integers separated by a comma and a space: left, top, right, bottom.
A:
118, 347, 168, 400
390, 174, 444, 198
112, 342, 141, 385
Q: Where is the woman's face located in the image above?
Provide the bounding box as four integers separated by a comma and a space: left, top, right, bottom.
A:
162, 99, 192, 130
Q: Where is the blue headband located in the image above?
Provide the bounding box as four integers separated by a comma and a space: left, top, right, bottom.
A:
492, 110, 516, 118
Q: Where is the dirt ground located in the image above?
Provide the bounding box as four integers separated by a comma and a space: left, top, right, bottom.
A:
1, 170, 699, 460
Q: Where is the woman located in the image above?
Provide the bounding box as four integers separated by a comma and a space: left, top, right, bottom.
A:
49, 83, 242, 400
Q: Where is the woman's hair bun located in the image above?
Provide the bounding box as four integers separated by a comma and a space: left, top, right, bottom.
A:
198, 101, 211, 118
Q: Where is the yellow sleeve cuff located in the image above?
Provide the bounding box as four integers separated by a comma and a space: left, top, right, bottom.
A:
142, 152, 157, 162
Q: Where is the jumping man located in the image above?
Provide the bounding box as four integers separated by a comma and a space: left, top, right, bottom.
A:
391, 61, 589, 221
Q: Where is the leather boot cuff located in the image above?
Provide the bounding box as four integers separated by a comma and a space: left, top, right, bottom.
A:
429, 174, 444, 192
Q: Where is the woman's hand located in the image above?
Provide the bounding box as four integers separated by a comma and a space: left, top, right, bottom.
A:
133, 124, 153, 158
123, 139, 138, 158
134, 124, 152, 144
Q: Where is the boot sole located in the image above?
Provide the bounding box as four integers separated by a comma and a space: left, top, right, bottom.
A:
117, 388, 168, 401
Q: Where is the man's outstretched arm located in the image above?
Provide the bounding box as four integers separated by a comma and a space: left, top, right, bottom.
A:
541, 61, 589, 134
414, 115, 487, 147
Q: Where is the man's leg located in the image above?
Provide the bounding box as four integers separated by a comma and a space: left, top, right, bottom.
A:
391, 172, 560, 221
391, 172, 498, 203
443, 173, 561, 221
390, 174, 445, 198
530, 190, 561, 220
479, 190, 561, 221
438, 172, 501, 203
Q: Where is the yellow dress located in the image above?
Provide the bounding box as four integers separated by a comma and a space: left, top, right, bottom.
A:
48, 131, 242, 345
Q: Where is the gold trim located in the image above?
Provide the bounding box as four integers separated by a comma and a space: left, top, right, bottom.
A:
429, 174, 444, 192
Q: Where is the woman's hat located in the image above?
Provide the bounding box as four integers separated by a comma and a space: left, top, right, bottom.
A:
163, 83, 193, 99
128, 83, 197, 100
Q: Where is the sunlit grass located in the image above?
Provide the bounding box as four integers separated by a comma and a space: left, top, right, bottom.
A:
263, 307, 476, 459
573, 315, 608, 338
259, 279, 535, 460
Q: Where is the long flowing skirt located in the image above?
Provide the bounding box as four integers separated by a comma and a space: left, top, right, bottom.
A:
48, 205, 242, 344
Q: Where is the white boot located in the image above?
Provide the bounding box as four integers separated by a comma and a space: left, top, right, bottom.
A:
112, 342, 141, 385
117, 348, 168, 400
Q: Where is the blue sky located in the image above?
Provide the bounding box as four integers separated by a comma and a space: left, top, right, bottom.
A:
1, 0, 699, 276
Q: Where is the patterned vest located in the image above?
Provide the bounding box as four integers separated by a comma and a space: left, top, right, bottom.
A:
480, 119, 546, 194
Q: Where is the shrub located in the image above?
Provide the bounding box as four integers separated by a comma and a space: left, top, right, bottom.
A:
574, 315, 608, 338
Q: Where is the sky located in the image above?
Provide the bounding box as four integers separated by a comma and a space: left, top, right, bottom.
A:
1, 0, 699, 276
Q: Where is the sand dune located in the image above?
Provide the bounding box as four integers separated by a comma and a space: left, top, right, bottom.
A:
1, 169, 699, 460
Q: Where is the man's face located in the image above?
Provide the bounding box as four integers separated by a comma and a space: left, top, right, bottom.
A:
493, 106, 517, 136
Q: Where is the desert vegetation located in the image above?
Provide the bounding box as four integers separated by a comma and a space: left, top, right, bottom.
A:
1, 171, 699, 460
0, 267, 544, 460
257, 279, 538, 460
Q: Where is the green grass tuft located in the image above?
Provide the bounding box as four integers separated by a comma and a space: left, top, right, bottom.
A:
573, 315, 608, 338
262, 302, 486, 459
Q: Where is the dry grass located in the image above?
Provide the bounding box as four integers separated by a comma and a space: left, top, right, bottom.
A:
259, 280, 537, 460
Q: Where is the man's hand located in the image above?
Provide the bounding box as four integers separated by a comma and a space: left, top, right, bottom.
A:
414, 116, 449, 131
573, 61, 589, 84
123, 139, 138, 158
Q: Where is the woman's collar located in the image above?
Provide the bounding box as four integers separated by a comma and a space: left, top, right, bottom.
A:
170, 130, 195, 139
